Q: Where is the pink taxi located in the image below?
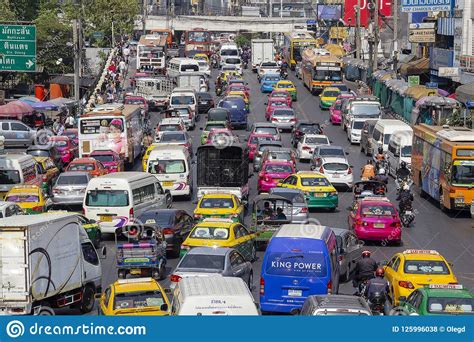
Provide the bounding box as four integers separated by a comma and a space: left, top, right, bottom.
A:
265, 98, 290, 121
268, 89, 292, 108
258, 161, 295, 193
90, 150, 124, 173
49, 136, 77, 164
348, 197, 402, 244
329, 100, 343, 125
247, 132, 274, 161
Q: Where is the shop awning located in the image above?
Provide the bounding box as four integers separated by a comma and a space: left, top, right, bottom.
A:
455, 82, 474, 104
405, 85, 438, 101
400, 57, 430, 75
50, 75, 96, 87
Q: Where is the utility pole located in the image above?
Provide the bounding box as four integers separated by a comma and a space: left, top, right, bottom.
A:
72, 19, 81, 102
393, 0, 398, 72
142, 0, 147, 35
355, 0, 361, 60
280, 0, 283, 18
372, 0, 379, 73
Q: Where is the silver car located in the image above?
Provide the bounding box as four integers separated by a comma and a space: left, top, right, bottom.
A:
51, 171, 92, 205
170, 247, 253, 289
0, 120, 36, 147
254, 147, 296, 172
331, 227, 365, 282
269, 188, 309, 223
269, 108, 297, 131
253, 141, 283, 172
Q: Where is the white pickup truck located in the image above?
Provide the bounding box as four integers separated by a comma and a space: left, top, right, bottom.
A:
257, 61, 280, 81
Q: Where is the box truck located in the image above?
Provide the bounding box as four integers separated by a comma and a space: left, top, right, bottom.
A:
0, 214, 104, 315
251, 39, 274, 72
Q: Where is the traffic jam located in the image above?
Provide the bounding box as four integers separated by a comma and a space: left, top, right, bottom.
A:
0, 29, 473, 317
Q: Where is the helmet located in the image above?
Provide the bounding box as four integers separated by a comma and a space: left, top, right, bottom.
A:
403, 184, 410, 191
375, 267, 385, 277
362, 250, 371, 258
378, 146, 383, 154
400, 161, 407, 168
378, 167, 386, 175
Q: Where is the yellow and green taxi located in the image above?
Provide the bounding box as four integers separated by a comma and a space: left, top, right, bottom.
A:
319, 87, 341, 110
180, 219, 256, 261
200, 121, 229, 145
277, 171, 338, 210
275, 80, 297, 101
33, 156, 60, 194
193, 53, 209, 63
384, 249, 458, 306
99, 278, 170, 316
142, 144, 158, 171
221, 71, 240, 84
4, 185, 49, 214
194, 193, 244, 223
399, 284, 473, 316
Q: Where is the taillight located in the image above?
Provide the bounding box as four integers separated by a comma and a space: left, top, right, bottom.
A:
53, 188, 61, 194
82, 208, 85, 215
398, 281, 414, 289
42, 175, 48, 182
302, 146, 311, 150
290, 118, 296, 122
188, 112, 193, 119
162, 228, 173, 235
355, 219, 363, 226
348, 167, 352, 174
391, 221, 401, 228
129, 207, 134, 218
327, 280, 332, 294
170, 274, 182, 283
271, 118, 278, 122
339, 255, 344, 262
300, 207, 308, 213
260, 277, 265, 295
194, 214, 202, 220
319, 166, 324, 173
31, 206, 42, 212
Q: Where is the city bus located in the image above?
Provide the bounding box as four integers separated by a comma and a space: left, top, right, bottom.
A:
301, 48, 343, 95
282, 32, 318, 70
149, 28, 173, 47
78, 104, 144, 165
412, 124, 474, 212
184, 28, 212, 57
136, 35, 168, 71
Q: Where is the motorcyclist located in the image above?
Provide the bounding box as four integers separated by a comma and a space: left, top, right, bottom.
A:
395, 161, 411, 189
364, 267, 389, 307
361, 160, 375, 180
396, 183, 414, 212
353, 250, 378, 292
375, 146, 385, 162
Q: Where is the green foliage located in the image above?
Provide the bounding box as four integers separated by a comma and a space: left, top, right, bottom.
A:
9, 0, 39, 21
234, 34, 251, 47
0, 0, 17, 21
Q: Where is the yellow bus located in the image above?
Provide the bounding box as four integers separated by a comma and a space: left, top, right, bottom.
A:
301, 48, 343, 95
412, 124, 474, 212
282, 32, 317, 70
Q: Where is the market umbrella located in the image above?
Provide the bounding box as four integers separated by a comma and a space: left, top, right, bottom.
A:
18, 96, 40, 103
0, 101, 34, 119
455, 82, 474, 104
48, 97, 77, 106
29, 101, 60, 111
437, 88, 450, 97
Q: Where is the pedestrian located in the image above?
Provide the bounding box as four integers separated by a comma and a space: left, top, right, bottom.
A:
123, 45, 130, 64
65, 114, 75, 128
56, 121, 65, 136
52, 119, 60, 135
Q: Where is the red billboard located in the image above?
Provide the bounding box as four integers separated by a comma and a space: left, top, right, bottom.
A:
343, 0, 391, 28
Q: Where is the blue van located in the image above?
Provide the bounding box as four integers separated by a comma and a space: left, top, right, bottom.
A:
218, 96, 248, 129
260, 224, 340, 314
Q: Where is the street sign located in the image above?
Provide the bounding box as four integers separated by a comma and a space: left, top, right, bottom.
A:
0, 24, 36, 72
408, 28, 436, 43
92, 31, 104, 39
401, 0, 451, 12
306, 19, 316, 25
408, 75, 420, 87
426, 82, 438, 89
438, 67, 459, 77
466, 101, 474, 108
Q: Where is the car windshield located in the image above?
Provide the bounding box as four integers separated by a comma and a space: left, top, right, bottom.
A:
272, 92, 288, 98
138, 212, 174, 226
190, 227, 229, 240
270, 190, 305, 203
427, 297, 474, 314
28, 150, 50, 157
125, 99, 145, 105
278, 83, 293, 89
301, 177, 330, 187
255, 127, 277, 135
273, 110, 294, 117
179, 254, 225, 270
403, 260, 450, 275
225, 58, 241, 64
160, 133, 186, 142
305, 137, 328, 145
324, 163, 348, 171
361, 204, 396, 216
205, 123, 226, 131
319, 148, 344, 157
171, 96, 194, 105
452, 161, 474, 186
250, 136, 272, 144
401, 145, 412, 157
266, 77, 280, 82
0, 170, 21, 184
334, 102, 342, 110
268, 151, 291, 160
351, 103, 380, 115
114, 291, 165, 310
300, 125, 320, 133
221, 50, 238, 56
352, 121, 365, 129
159, 124, 181, 132
53, 140, 68, 147
262, 62, 278, 68
323, 91, 340, 97
57, 175, 88, 185
200, 198, 234, 208
6, 194, 39, 202
149, 160, 186, 174
68, 163, 95, 171
265, 164, 293, 173
92, 154, 115, 163
85, 190, 129, 207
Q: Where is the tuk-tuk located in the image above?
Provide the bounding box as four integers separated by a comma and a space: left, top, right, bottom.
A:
352, 180, 387, 200
251, 194, 293, 243
115, 224, 167, 280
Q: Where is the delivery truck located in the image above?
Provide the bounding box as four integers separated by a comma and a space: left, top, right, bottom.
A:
251, 39, 274, 72
0, 214, 104, 315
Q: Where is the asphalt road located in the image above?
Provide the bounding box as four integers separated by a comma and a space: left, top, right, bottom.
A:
82, 66, 474, 315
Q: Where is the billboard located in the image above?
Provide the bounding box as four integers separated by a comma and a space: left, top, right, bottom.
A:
317, 4, 343, 21
343, 0, 392, 27
401, 0, 451, 12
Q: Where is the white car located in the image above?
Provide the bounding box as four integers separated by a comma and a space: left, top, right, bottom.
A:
0, 201, 24, 218
155, 118, 186, 142
196, 60, 211, 77
347, 118, 367, 144
296, 134, 330, 161
222, 57, 243, 75
318, 156, 353, 190
257, 61, 279, 80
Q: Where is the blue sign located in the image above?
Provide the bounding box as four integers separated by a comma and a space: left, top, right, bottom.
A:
306, 19, 316, 25
430, 47, 454, 70
401, 0, 451, 12
466, 101, 474, 108
426, 82, 438, 88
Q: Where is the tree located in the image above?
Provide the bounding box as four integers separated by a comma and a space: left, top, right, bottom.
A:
0, 0, 17, 21
9, 0, 39, 21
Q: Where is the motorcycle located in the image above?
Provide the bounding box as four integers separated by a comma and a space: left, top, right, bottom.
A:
280, 70, 288, 79
396, 176, 413, 194
215, 86, 223, 96
366, 291, 387, 315
399, 201, 415, 227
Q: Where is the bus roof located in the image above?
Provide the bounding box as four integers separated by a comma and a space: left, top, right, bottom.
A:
82, 104, 142, 119
415, 124, 474, 143
285, 32, 315, 40
138, 35, 167, 47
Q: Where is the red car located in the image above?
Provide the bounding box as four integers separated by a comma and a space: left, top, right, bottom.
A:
66, 157, 109, 177
226, 84, 250, 98
90, 150, 124, 173
265, 98, 290, 121
63, 128, 78, 145
258, 161, 295, 193
48, 136, 77, 165
329, 100, 343, 125
247, 132, 274, 161
348, 197, 402, 244
269, 89, 292, 108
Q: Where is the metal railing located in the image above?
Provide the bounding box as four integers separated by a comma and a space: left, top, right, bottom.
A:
460, 55, 474, 73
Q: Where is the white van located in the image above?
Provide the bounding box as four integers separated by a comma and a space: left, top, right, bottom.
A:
222, 56, 243, 75
146, 145, 192, 198
387, 130, 413, 176
171, 276, 259, 316
369, 119, 412, 153
347, 118, 368, 144
219, 43, 239, 64
169, 87, 197, 116
167, 58, 200, 78
0, 154, 39, 197
83, 172, 169, 234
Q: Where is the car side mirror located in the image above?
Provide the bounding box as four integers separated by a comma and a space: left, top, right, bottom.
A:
199, 127, 203, 130
248, 174, 253, 179
399, 296, 407, 303
345, 152, 349, 155
363, 130, 369, 134
264, 102, 268, 105
164, 288, 172, 294
100, 246, 107, 259
329, 140, 333, 144
381, 260, 388, 266
89, 219, 97, 224
160, 303, 169, 311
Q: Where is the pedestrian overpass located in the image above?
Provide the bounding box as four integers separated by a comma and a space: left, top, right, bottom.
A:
140, 15, 309, 33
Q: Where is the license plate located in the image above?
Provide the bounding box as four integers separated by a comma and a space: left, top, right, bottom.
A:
288, 289, 302, 297
404, 211, 412, 215
130, 269, 142, 275
100, 215, 113, 222
162, 181, 173, 187
373, 223, 385, 228
312, 193, 325, 197
332, 174, 340, 178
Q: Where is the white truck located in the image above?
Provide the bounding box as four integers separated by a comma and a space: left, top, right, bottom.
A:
251, 39, 274, 72
0, 214, 104, 315
175, 73, 208, 92
135, 77, 174, 110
